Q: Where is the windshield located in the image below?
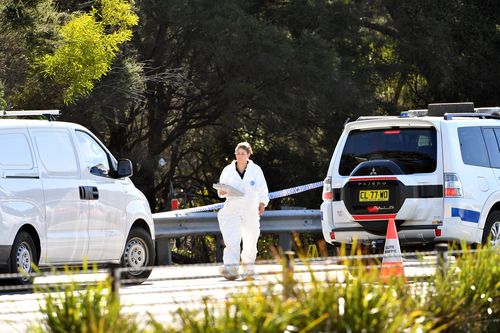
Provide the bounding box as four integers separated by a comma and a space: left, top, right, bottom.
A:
339, 127, 437, 176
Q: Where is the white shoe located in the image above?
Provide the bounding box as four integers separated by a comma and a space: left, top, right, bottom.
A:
242, 269, 257, 280
241, 265, 257, 280
219, 266, 239, 280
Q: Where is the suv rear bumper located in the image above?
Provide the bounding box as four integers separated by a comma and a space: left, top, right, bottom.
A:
324, 218, 481, 245
330, 224, 438, 245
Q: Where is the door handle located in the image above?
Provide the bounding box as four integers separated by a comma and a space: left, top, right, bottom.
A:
91, 187, 99, 199
79, 186, 99, 200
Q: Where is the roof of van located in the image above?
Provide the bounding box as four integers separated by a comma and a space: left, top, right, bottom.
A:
0, 119, 87, 130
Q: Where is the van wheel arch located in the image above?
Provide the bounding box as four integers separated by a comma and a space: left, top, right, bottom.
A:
18, 225, 41, 264
483, 210, 500, 247
130, 219, 152, 238
9, 229, 39, 285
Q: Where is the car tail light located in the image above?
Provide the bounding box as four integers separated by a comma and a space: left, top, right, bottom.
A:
322, 176, 333, 201
435, 228, 442, 237
444, 173, 463, 197
330, 231, 335, 239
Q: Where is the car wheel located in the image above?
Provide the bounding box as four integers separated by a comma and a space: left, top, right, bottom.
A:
483, 211, 500, 247
121, 227, 155, 283
10, 231, 38, 285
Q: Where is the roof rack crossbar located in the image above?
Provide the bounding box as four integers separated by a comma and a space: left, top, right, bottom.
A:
444, 113, 500, 120
0, 110, 60, 121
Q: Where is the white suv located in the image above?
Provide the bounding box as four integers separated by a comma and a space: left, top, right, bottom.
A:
0, 111, 155, 284
321, 102, 500, 250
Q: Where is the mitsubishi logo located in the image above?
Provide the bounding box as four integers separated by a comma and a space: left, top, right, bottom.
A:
370, 168, 377, 176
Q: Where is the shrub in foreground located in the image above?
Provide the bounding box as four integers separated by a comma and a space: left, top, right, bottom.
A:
33, 276, 140, 333
152, 244, 498, 333
34, 245, 498, 332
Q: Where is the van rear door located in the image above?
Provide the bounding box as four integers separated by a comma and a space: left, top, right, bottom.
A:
0, 128, 44, 268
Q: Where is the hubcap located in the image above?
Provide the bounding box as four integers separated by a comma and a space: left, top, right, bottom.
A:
124, 237, 148, 275
16, 242, 32, 279
489, 221, 500, 247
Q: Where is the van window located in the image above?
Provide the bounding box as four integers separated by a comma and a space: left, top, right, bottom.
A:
0, 133, 33, 169
339, 127, 437, 176
75, 131, 110, 176
458, 127, 490, 168
33, 130, 79, 177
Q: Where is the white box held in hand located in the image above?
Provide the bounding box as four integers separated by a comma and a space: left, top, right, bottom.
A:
213, 183, 244, 197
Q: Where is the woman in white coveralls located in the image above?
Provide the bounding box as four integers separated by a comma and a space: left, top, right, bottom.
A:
217, 142, 269, 280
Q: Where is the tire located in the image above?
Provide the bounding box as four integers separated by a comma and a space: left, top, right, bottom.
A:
482, 211, 500, 247
9, 231, 38, 285
121, 227, 155, 283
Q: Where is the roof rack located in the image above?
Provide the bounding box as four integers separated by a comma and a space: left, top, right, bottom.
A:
475, 107, 500, 114
0, 110, 60, 121
443, 113, 500, 120
428, 102, 474, 116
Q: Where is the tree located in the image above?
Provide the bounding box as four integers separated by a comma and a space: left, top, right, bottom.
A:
37, 0, 138, 104
0, 0, 62, 108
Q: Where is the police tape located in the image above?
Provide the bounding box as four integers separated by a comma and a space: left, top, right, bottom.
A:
155, 180, 324, 217
268, 180, 324, 199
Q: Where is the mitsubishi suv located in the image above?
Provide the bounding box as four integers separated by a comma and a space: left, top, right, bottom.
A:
321, 102, 500, 249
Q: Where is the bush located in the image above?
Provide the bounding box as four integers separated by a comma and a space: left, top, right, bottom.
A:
151, 244, 499, 333
33, 245, 498, 332
416, 243, 499, 332
33, 275, 141, 333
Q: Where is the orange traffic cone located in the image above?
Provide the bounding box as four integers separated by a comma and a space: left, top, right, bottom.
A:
380, 219, 405, 280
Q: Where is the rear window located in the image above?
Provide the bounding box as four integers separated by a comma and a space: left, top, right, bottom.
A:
0, 133, 33, 169
339, 127, 437, 176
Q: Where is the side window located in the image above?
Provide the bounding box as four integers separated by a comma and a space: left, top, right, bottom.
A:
457, 127, 490, 167
33, 130, 79, 177
0, 133, 34, 169
482, 128, 500, 169
75, 131, 110, 177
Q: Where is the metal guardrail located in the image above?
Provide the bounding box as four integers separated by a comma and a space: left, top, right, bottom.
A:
153, 209, 322, 265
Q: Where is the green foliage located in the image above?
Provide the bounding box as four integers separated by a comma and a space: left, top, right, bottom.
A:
0, 87, 7, 109
0, 0, 62, 107
33, 276, 140, 333
150, 246, 498, 332
416, 243, 500, 332
37, 0, 138, 104
31, 246, 498, 332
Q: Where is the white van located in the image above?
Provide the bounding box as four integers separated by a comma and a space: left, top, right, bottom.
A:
321, 103, 500, 250
0, 110, 155, 284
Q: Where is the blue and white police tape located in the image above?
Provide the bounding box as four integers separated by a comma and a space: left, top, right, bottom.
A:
155, 180, 324, 217
268, 180, 324, 200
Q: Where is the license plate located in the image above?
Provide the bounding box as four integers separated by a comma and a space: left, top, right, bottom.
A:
359, 189, 389, 202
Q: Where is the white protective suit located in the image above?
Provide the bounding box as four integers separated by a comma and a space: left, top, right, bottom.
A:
217, 160, 269, 273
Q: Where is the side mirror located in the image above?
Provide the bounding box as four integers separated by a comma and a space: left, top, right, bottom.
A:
117, 159, 133, 178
